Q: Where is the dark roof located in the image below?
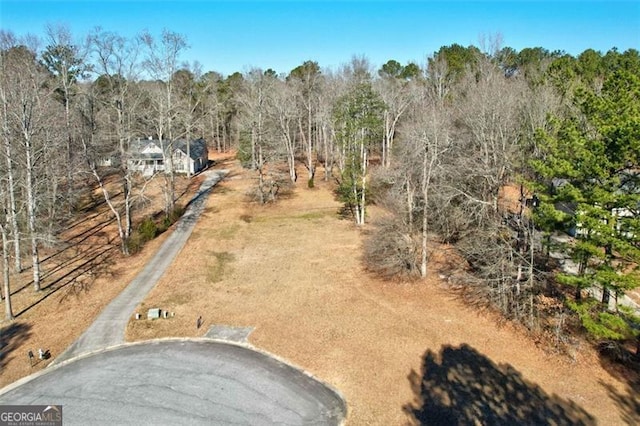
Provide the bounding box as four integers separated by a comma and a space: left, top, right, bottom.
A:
174, 139, 207, 160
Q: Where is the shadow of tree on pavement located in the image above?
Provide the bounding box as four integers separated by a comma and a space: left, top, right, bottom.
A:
0, 322, 32, 374
404, 344, 595, 425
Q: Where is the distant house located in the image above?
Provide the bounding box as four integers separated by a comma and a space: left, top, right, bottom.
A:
551, 176, 639, 239
127, 138, 208, 176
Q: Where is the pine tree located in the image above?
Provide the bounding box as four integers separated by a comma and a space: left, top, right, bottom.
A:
533, 69, 640, 346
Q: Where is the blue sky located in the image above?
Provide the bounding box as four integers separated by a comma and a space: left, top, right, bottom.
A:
1, 1, 638, 76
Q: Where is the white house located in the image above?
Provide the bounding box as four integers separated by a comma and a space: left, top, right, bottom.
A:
127, 138, 209, 176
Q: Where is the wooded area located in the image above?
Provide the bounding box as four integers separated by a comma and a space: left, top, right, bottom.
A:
1, 27, 638, 365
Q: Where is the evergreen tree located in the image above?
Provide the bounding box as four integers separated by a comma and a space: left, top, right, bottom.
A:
533, 68, 640, 345
333, 81, 384, 225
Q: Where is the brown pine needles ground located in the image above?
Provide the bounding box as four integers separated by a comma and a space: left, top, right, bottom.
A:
1, 152, 636, 425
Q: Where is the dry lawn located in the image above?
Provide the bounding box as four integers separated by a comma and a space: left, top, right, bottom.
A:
122, 155, 636, 425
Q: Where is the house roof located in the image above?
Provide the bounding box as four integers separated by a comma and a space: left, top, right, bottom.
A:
128, 138, 207, 160
174, 139, 208, 160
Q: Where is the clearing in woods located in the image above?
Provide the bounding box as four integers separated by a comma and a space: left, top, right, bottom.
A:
1, 152, 637, 425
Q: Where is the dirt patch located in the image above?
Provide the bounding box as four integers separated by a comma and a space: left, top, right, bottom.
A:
125, 157, 631, 425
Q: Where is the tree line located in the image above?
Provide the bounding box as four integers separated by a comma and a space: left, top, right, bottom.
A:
1, 27, 638, 360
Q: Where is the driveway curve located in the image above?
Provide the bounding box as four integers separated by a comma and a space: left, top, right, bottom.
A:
53, 169, 227, 364
0, 340, 346, 425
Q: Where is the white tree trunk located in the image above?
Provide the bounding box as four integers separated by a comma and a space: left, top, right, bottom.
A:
1, 89, 22, 273
24, 136, 40, 291
3, 130, 21, 273
306, 102, 314, 183
1, 223, 13, 320
359, 148, 367, 226
420, 143, 429, 278
97, 168, 128, 255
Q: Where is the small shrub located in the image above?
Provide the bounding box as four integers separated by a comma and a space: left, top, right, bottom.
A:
126, 231, 144, 255
161, 205, 185, 230
138, 217, 158, 241
249, 173, 292, 204
170, 205, 185, 222
237, 134, 253, 167
308, 177, 315, 188
363, 217, 418, 279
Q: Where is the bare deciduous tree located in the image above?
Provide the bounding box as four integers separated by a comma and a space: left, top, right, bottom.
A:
0, 184, 13, 320
289, 61, 322, 187
87, 28, 142, 254
0, 31, 23, 274
237, 68, 288, 203
42, 24, 89, 212
3, 36, 56, 291
403, 96, 452, 277
374, 69, 416, 168
267, 77, 298, 182
140, 29, 188, 216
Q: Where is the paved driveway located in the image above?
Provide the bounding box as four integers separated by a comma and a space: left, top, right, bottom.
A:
53, 169, 227, 364
1, 168, 346, 425
0, 340, 346, 425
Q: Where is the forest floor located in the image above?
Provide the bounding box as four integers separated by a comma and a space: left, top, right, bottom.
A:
1, 153, 638, 425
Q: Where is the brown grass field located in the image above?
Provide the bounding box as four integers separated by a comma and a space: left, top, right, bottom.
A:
1, 152, 638, 425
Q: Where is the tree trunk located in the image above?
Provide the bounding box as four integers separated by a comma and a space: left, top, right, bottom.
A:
257, 145, 265, 204
382, 112, 389, 168
160, 137, 177, 216
288, 148, 297, 183
322, 124, 332, 181
307, 103, 314, 185
186, 137, 192, 178
2, 104, 21, 273
103, 176, 128, 256
64, 92, 74, 212
601, 287, 611, 308
602, 244, 613, 308
576, 255, 587, 302
360, 148, 367, 226
420, 211, 428, 278
251, 121, 257, 169
85, 137, 130, 255
279, 116, 297, 183
353, 184, 361, 225
420, 169, 429, 277
1, 224, 13, 320
124, 175, 132, 243
406, 178, 414, 233
24, 136, 40, 291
